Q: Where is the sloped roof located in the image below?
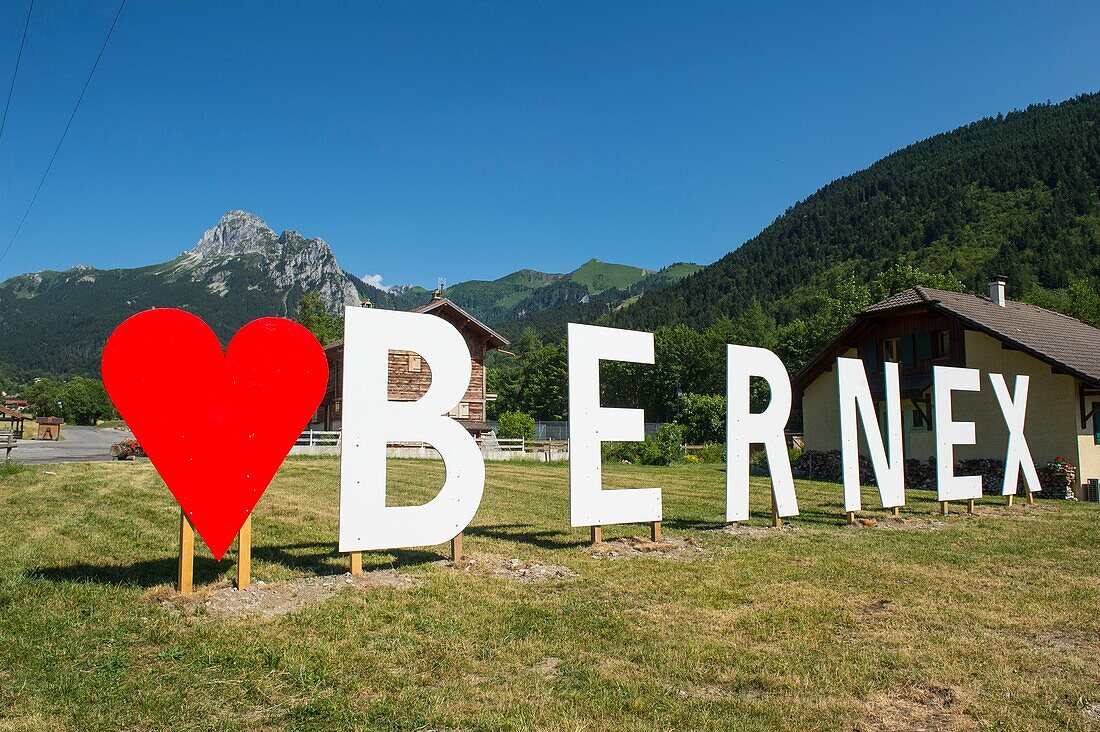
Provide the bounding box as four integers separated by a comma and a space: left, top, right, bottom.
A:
838, 286, 1100, 387
323, 298, 510, 352
409, 297, 510, 349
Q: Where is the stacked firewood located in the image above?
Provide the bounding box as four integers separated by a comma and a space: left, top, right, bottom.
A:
1039, 458, 1077, 500
795, 450, 1078, 499
792, 450, 876, 484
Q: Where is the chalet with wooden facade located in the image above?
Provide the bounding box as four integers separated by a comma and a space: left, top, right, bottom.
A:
793, 277, 1100, 498
312, 293, 510, 436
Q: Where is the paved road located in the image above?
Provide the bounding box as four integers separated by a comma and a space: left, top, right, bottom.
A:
11, 426, 135, 464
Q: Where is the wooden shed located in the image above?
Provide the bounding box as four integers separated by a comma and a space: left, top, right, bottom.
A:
36, 416, 64, 441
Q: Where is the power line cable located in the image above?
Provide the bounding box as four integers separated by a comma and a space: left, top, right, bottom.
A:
0, 0, 125, 268
0, 0, 35, 144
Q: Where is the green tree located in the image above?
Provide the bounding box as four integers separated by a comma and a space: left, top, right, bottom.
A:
496, 411, 535, 441
61, 377, 116, 425
295, 292, 343, 345
674, 393, 726, 444
491, 329, 569, 420
1023, 278, 1100, 328
22, 378, 64, 417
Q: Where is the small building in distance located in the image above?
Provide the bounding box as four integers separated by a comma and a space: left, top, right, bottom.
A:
313, 292, 510, 437
793, 277, 1100, 499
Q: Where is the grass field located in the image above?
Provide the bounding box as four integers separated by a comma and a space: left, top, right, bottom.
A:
2, 457, 1099, 731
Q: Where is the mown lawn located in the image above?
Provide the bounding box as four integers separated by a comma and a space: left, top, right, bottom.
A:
1, 457, 1099, 731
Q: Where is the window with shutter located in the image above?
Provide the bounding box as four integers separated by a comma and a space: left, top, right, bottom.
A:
899, 334, 915, 368
863, 341, 879, 372
916, 332, 933, 360
1094, 402, 1099, 445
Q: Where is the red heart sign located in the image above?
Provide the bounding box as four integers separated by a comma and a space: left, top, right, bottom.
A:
101, 309, 329, 560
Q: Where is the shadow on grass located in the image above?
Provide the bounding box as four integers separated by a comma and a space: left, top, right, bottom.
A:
30, 543, 442, 588
466, 523, 589, 550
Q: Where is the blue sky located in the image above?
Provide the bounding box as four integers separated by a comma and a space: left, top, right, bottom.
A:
0, 1, 1097, 288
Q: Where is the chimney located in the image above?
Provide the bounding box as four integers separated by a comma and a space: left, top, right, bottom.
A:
987, 275, 1007, 307
431, 288, 443, 301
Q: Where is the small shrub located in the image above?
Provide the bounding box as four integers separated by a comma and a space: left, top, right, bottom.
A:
682, 454, 700, 464
602, 424, 684, 466
697, 443, 726, 463
497, 412, 535, 441
654, 423, 685, 465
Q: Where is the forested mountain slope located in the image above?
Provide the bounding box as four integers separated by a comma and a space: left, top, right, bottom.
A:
606, 92, 1100, 331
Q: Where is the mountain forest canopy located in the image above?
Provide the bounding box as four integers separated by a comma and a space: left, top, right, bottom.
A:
599, 92, 1100, 333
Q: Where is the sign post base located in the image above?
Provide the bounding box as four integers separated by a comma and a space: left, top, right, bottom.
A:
235, 515, 251, 590
178, 509, 194, 595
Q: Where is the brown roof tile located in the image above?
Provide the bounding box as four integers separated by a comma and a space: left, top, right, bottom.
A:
862, 286, 1100, 386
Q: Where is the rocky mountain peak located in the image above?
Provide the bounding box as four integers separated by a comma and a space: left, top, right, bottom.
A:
191, 210, 279, 257
171, 210, 365, 314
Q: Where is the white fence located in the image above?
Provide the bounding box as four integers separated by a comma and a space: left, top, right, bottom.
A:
291, 430, 342, 455
291, 431, 567, 461
296, 430, 341, 447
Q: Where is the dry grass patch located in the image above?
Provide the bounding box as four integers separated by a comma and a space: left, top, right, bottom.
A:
854, 684, 977, 732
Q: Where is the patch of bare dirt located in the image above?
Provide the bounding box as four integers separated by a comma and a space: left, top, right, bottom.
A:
145, 570, 416, 618
706, 523, 804, 539
531, 656, 561, 680
859, 598, 893, 615
975, 503, 1058, 518
447, 553, 578, 583
585, 535, 706, 559
872, 517, 944, 532
853, 684, 976, 732
1026, 627, 1095, 655
1082, 702, 1100, 722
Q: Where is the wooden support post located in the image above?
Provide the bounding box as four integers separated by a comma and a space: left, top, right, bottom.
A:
892, 506, 901, 519
940, 501, 949, 516
1005, 494, 1014, 507
771, 492, 781, 528
650, 521, 662, 542
590, 525, 603, 544
235, 514, 251, 590
450, 533, 463, 562
846, 511, 856, 525
349, 551, 362, 576
1026, 490, 1036, 505
178, 509, 194, 596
